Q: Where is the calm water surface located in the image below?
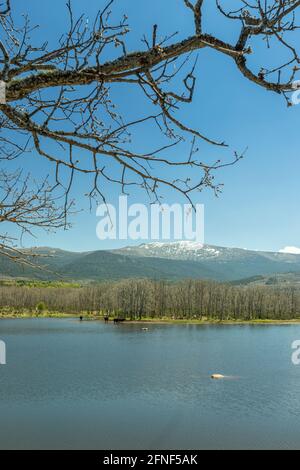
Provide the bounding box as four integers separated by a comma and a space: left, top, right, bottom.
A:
0, 319, 300, 449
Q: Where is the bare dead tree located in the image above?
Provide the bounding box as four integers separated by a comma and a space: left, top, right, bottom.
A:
0, 170, 72, 265
0, 0, 299, 260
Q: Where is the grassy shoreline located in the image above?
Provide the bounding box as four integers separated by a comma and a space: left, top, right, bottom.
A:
1, 311, 300, 325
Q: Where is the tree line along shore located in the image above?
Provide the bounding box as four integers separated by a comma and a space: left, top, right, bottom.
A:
0, 278, 299, 321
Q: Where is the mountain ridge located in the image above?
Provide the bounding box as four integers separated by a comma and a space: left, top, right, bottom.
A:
1, 241, 300, 283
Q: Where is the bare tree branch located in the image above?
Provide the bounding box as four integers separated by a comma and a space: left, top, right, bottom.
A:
0, 0, 298, 261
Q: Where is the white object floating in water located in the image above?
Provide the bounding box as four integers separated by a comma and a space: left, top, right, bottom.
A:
211, 374, 225, 380
142, 328, 149, 331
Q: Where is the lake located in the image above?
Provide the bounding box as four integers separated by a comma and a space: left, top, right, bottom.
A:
0, 318, 300, 449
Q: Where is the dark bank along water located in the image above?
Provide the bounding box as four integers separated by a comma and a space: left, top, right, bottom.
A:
0, 318, 300, 449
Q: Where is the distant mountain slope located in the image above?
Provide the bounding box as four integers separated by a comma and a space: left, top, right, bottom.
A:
115, 241, 300, 264
62, 250, 219, 281
114, 242, 300, 280
1, 242, 300, 282
0, 248, 82, 280
231, 272, 300, 287
0, 247, 219, 281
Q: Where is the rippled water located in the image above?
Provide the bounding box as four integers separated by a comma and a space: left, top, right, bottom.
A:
0, 319, 300, 449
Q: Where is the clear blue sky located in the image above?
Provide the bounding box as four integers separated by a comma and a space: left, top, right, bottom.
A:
8, 0, 300, 253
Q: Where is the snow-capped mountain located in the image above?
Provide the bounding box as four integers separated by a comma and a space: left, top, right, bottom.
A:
2, 241, 300, 282
115, 241, 299, 263
117, 241, 222, 261
113, 241, 300, 281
